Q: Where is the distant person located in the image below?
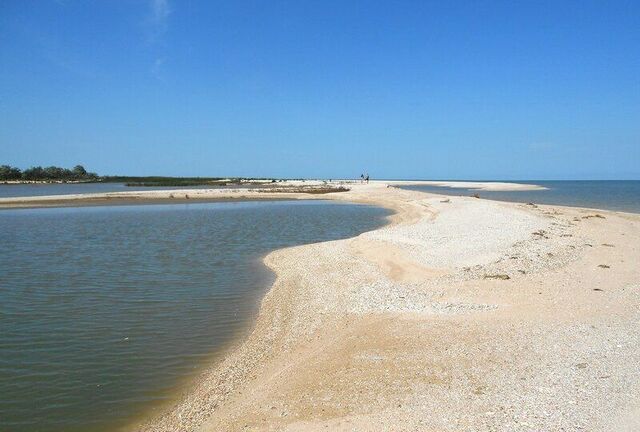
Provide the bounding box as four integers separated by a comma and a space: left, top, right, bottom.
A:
365, 174, 370, 183
360, 173, 365, 183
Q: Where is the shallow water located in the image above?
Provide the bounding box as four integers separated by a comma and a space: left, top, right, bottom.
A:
0, 182, 233, 198
401, 180, 640, 213
0, 200, 391, 432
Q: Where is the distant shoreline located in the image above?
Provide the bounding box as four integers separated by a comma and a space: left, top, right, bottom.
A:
385, 180, 547, 191
1, 180, 98, 185
0, 180, 543, 209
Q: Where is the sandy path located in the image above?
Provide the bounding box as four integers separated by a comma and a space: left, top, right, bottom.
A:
120, 183, 640, 432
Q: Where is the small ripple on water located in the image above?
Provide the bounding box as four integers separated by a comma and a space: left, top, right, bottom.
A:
0, 200, 391, 432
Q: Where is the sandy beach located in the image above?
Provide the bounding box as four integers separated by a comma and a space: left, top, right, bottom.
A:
384, 180, 548, 191
4, 1, 638, 430
4, 181, 639, 431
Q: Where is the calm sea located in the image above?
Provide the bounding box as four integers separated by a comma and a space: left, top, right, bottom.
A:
0, 200, 390, 432
401, 180, 640, 213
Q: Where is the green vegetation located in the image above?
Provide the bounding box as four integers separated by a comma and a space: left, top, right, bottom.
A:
102, 177, 278, 187
0, 164, 98, 182
1, 166, 281, 187
104, 176, 229, 187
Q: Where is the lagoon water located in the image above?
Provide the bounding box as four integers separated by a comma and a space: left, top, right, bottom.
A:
401, 180, 640, 213
0, 200, 390, 431
0, 182, 227, 198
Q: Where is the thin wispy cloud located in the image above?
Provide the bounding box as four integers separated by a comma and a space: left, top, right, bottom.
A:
144, 0, 171, 80
146, 0, 171, 43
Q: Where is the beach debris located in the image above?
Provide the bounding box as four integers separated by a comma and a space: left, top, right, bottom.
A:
257, 186, 349, 194
532, 230, 549, 239
582, 214, 606, 219
575, 363, 588, 369
598, 264, 610, 269
601, 243, 615, 247
440, 198, 451, 203
526, 202, 537, 207
543, 210, 561, 216
593, 288, 603, 291
483, 274, 511, 280
472, 193, 480, 198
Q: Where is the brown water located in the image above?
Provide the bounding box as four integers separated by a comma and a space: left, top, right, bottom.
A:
0, 200, 391, 431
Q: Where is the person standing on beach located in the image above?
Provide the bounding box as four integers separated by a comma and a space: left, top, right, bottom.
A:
365, 173, 370, 183
360, 173, 365, 183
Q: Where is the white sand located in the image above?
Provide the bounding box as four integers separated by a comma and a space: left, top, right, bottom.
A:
2, 181, 636, 431
119, 182, 639, 432
384, 180, 547, 191
0, 179, 542, 208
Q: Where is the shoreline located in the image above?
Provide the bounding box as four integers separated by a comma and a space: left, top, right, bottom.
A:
385, 180, 548, 191
0, 181, 348, 210
3, 181, 638, 430
128, 184, 413, 431
128, 182, 640, 431
389, 185, 640, 218
2, 180, 637, 219
0, 195, 309, 210
0, 180, 544, 210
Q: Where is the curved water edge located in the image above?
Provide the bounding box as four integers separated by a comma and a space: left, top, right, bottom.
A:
0, 200, 392, 432
132, 183, 640, 431
11, 180, 636, 430
133, 188, 415, 431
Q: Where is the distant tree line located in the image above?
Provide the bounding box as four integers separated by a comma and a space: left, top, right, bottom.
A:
0, 165, 98, 181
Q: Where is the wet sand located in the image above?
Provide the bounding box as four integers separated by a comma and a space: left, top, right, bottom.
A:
5, 181, 638, 431
0, 181, 342, 210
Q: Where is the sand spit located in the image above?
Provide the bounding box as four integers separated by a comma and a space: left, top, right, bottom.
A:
4, 181, 634, 430
113, 182, 640, 432
0, 181, 346, 209
0, 180, 543, 210
385, 180, 547, 191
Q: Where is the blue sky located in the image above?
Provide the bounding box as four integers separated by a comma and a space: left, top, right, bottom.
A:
1, 1, 638, 179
